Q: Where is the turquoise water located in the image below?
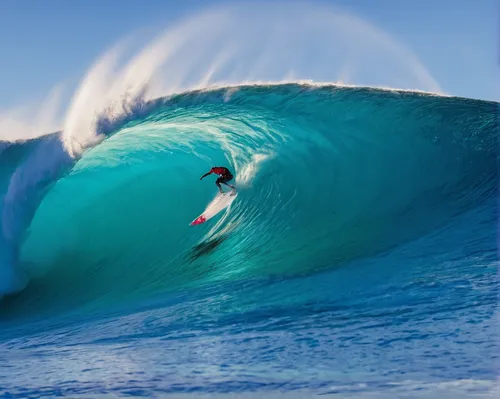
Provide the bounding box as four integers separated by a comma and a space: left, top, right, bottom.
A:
0, 84, 498, 397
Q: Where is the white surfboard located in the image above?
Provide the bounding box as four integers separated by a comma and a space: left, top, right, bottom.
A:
190, 190, 238, 226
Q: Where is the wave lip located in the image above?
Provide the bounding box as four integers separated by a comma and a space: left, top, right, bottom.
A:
0, 83, 498, 314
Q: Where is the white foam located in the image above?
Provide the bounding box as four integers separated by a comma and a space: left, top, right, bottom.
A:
237, 153, 273, 186
0, 84, 66, 142
59, 1, 442, 157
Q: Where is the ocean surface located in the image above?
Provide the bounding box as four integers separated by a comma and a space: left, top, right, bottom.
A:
0, 83, 499, 398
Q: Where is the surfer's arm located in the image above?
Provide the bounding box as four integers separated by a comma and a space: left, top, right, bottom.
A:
200, 171, 212, 180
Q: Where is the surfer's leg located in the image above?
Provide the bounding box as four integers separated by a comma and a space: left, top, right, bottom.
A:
215, 177, 224, 193
224, 180, 236, 196
221, 174, 235, 189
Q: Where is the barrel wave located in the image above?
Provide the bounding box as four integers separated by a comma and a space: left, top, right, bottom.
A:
0, 83, 497, 320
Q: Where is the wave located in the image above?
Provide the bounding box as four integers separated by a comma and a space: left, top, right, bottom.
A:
0, 83, 497, 317
0, 1, 497, 316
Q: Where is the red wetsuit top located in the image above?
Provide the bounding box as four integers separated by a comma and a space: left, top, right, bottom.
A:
209, 167, 231, 176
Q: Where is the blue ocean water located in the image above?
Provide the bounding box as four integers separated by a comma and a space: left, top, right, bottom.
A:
0, 83, 498, 398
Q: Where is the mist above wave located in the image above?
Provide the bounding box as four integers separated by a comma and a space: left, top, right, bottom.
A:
0, 1, 441, 152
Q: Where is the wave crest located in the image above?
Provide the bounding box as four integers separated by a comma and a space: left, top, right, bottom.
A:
60, 1, 442, 157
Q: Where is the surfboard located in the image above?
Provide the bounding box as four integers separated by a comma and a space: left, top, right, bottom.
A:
190, 189, 238, 226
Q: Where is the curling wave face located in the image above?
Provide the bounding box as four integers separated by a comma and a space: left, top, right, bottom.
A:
0, 83, 497, 317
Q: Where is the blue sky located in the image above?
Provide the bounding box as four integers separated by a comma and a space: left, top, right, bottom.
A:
0, 0, 497, 109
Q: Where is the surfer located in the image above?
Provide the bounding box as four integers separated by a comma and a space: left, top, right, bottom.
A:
200, 166, 235, 194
